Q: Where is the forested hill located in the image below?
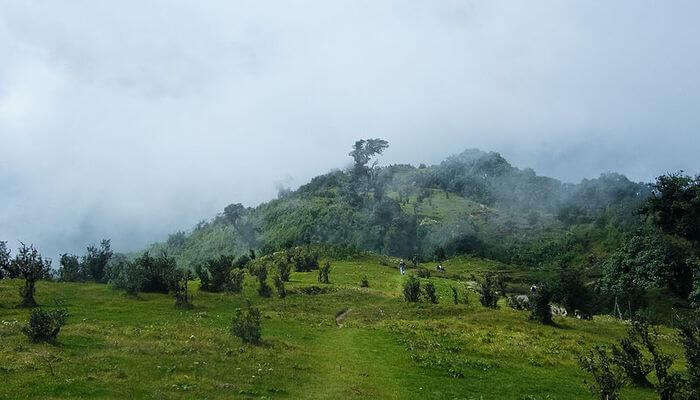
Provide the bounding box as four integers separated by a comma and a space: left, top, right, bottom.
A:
147, 141, 652, 271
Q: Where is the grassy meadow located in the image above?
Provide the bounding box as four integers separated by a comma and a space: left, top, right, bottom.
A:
0, 256, 684, 399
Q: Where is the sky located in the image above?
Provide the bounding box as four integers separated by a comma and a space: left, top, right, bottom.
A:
1, 0, 699, 260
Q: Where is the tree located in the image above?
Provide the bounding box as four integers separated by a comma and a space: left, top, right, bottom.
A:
349, 138, 389, 176
640, 172, 700, 243
82, 239, 113, 282
0, 241, 11, 279
223, 203, 246, 226
578, 346, 625, 400
169, 268, 192, 309
58, 253, 83, 282
13, 243, 51, 307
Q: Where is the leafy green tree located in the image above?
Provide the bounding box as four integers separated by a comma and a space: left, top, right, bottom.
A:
578, 346, 625, 400
0, 241, 11, 279
13, 243, 51, 307
81, 239, 113, 282
58, 253, 83, 282
169, 268, 192, 309
641, 172, 700, 242
318, 261, 330, 284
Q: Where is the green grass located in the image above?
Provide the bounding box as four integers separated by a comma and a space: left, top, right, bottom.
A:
0, 259, 685, 399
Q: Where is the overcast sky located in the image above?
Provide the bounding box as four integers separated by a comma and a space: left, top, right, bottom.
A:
1, 1, 699, 259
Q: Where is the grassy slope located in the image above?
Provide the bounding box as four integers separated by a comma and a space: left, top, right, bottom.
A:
0, 257, 683, 400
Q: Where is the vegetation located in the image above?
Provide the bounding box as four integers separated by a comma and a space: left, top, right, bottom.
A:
22, 308, 69, 343
231, 304, 262, 345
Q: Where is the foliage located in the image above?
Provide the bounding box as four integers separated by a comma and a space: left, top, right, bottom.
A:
640, 172, 700, 242
107, 254, 145, 296
675, 312, 699, 399
529, 285, 554, 325
22, 308, 69, 343
402, 275, 420, 302
273, 275, 286, 298
552, 265, 596, 319
81, 239, 113, 283
231, 305, 262, 345
423, 281, 438, 303
0, 241, 10, 279
169, 268, 192, 309
13, 243, 51, 307
230, 269, 245, 294
196, 255, 235, 292
360, 275, 369, 288
275, 259, 291, 282
507, 295, 530, 310
140, 251, 177, 294
254, 265, 271, 298
478, 273, 499, 309
578, 346, 625, 400
416, 268, 430, 278
610, 337, 653, 387
318, 261, 330, 284
58, 253, 83, 282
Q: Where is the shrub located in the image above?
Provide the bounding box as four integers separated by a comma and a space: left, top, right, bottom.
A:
58, 253, 84, 282
578, 345, 625, 400
13, 243, 51, 308
230, 269, 245, 293
273, 275, 286, 298
196, 255, 235, 292
108, 255, 145, 296
23, 308, 69, 343
631, 318, 685, 400
424, 281, 438, 303
494, 272, 509, 296
675, 313, 699, 399
507, 295, 531, 310
169, 268, 192, 309
360, 275, 369, 288
255, 266, 271, 298
81, 239, 113, 283
291, 248, 319, 272
552, 265, 595, 319
451, 286, 460, 304
416, 268, 431, 278
403, 275, 420, 302
611, 337, 652, 387
318, 261, 330, 284
529, 285, 554, 325
276, 260, 291, 282
478, 274, 499, 309
142, 252, 176, 294
231, 305, 261, 345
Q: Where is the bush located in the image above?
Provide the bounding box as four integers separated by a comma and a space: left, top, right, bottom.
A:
276, 260, 291, 282
273, 275, 286, 298
552, 265, 595, 319
529, 285, 554, 325
291, 248, 319, 272
506, 295, 530, 310
360, 275, 369, 288
675, 313, 699, 399
58, 253, 84, 282
169, 268, 192, 309
478, 274, 499, 309
196, 255, 235, 292
231, 305, 262, 345
611, 337, 652, 388
230, 269, 245, 293
255, 266, 271, 298
108, 255, 145, 296
403, 276, 420, 302
424, 281, 438, 303
451, 286, 460, 304
318, 261, 330, 284
416, 268, 431, 278
631, 318, 685, 400
23, 308, 69, 343
578, 345, 625, 400
142, 252, 177, 293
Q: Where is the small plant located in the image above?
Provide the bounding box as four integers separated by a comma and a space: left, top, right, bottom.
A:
318, 261, 330, 284
610, 337, 652, 387
231, 305, 261, 345
529, 285, 554, 325
506, 295, 530, 310
631, 318, 685, 400
451, 286, 460, 305
578, 346, 625, 400
403, 275, 421, 302
23, 308, 69, 343
276, 260, 291, 282
169, 268, 192, 309
416, 268, 431, 278
424, 281, 438, 303
273, 275, 286, 298
478, 273, 499, 309
230, 269, 245, 293
360, 275, 369, 288
255, 266, 271, 298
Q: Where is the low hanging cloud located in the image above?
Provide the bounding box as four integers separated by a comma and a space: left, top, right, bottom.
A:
1, 0, 699, 259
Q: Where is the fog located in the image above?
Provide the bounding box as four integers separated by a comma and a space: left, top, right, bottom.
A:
1, 1, 699, 259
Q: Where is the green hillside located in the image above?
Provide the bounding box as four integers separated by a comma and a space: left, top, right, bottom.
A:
0, 255, 684, 399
